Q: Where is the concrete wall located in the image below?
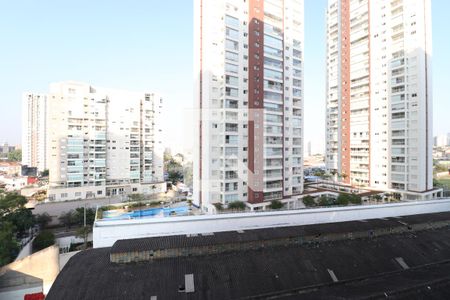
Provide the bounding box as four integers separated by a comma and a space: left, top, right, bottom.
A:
93, 198, 450, 248
0, 245, 59, 294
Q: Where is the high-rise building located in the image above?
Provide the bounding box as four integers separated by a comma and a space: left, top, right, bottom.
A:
23, 81, 165, 201
325, 0, 434, 199
22, 93, 47, 171
194, 0, 305, 210
434, 134, 449, 147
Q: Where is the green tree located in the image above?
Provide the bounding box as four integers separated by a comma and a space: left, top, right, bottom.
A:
7, 149, 22, 162
374, 194, 382, 202
40, 169, 49, 177
165, 157, 184, 184
1, 193, 34, 235
73, 207, 96, 226
318, 195, 334, 206
0, 221, 20, 266
302, 195, 316, 207
76, 226, 92, 250
32, 231, 55, 252
0, 192, 27, 216
268, 200, 283, 209
35, 213, 52, 229
228, 201, 246, 210
349, 194, 362, 205
58, 211, 76, 228
5, 208, 34, 235
336, 194, 350, 206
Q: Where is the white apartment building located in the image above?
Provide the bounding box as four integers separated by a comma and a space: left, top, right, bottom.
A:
194, 0, 305, 210
325, 0, 436, 199
23, 81, 165, 201
22, 93, 47, 171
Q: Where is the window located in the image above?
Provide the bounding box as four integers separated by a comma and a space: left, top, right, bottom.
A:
226, 27, 239, 39
225, 51, 238, 62
264, 34, 282, 49
264, 45, 282, 58
226, 87, 239, 97
225, 63, 239, 74
225, 15, 239, 28
225, 39, 239, 51
226, 75, 239, 86
264, 68, 283, 80
264, 57, 282, 69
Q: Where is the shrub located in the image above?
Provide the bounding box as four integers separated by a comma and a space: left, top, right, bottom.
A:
302, 196, 315, 207
228, 201, 246, 210
349, 194, 362, 205
268, 200, 283, 209
336, 194, 350, 206
33, 231, 55, 252
213, 203, 224, 211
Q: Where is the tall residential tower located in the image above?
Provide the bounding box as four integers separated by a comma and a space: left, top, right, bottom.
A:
194, 0, 305, 210
325, 0, 434, 199
22, 93, 47, 171
23, 81, 165, 201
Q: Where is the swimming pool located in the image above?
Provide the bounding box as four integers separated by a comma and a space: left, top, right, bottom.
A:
102, 206, 189, 220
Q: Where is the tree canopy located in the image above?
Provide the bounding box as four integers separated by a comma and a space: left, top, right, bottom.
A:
0, 192, 35, 266
7, 149, 22, 162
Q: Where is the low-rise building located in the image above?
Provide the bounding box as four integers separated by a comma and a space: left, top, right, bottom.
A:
0, 161, 21, 176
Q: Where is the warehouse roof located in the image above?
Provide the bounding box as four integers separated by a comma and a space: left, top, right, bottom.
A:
48, 211, 450, 299
110, 211, 450, 254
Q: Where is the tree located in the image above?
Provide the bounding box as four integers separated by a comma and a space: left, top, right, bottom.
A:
228, 201, 246, 210
349, 194, 362, 205
76, 226, 92, 250
7, 149, 22, 162
0, 192, 27, 216
165, 157, 184, 184
40, 169, 49, 177
318, 195, 334, 206
32, 231, 55, 252
168, 170, 183, 184
73, 207, 96, 226
1, 193, 34, 236
313, 169, 326, 178
336, 194, 350, 206
58, 211, 76, 228
268, 200, 283, 209
302, 195, 316, 207
0, 221, 20, 266
35, 213, 52, 229
0, 192, 34, 265
5, 208, 34, 235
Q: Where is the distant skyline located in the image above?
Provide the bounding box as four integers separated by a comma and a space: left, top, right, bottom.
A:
0, 0, 449, 155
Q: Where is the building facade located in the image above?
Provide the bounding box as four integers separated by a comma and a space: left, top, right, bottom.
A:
325, 0, 433, 199
194, 0, 305, 210
22, 93, 47, 171
23, 81, 165, 201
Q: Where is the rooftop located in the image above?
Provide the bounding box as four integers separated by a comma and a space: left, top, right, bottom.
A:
48, 211, 450, 299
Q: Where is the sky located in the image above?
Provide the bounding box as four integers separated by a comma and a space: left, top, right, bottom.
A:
0, 0, 449, 155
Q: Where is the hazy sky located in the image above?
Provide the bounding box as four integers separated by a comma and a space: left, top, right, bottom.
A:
0, 0, 449, 155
